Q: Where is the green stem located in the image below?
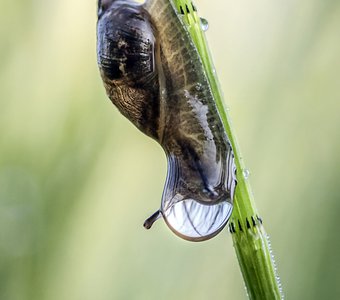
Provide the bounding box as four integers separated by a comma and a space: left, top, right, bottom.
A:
172, 1, 283, 299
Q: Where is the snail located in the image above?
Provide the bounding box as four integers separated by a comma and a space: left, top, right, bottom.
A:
97, 0, 237, 241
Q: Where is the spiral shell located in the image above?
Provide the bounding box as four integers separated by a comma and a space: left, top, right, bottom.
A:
97, 0, 237, 241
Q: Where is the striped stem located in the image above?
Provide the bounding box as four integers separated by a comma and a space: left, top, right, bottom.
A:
171, 0, 283, 298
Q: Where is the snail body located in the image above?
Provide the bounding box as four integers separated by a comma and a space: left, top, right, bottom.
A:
97, 0, 237, 241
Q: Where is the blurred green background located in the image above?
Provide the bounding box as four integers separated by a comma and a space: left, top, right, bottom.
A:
0, 0, 339, 299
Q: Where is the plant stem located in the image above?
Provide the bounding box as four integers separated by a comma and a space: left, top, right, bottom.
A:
172, 0, 283, 298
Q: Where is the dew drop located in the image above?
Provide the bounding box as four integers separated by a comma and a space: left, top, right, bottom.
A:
242, 169, 250, 179
195, 83, 202, 91
200, 17, 209, 31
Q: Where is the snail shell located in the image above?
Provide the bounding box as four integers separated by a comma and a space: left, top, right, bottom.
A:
97, 0, 160, 138
97, 0, 237, 241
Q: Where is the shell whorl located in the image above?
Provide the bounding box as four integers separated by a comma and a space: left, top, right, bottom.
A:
97, 0, 160, 138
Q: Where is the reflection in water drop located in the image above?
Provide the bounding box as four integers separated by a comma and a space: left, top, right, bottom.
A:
243, 169, 250, 179
200, 17, 209, 31
163, 199, 233, 241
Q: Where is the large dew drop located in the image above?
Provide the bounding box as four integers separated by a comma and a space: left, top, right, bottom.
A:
163, 198, 233, 241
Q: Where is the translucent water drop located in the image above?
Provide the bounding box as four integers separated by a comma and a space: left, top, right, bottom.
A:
200, 18, 209, 31
195, 83, 202, 91
243, 169, 250, 179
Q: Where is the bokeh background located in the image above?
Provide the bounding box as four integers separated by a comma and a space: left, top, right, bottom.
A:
1, 0, 339, 299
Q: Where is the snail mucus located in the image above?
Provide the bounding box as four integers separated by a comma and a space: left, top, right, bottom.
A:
97, 0, 237, 241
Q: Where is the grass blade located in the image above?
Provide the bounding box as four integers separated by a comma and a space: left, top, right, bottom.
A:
171, 1, 283, 298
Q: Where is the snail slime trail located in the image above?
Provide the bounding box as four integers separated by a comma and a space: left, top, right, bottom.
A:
97, 0, 237, 241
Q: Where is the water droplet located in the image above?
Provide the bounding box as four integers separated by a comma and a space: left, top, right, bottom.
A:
242, 169, 250, 179
200, 18, 209, 31
195, 83, 202, 91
